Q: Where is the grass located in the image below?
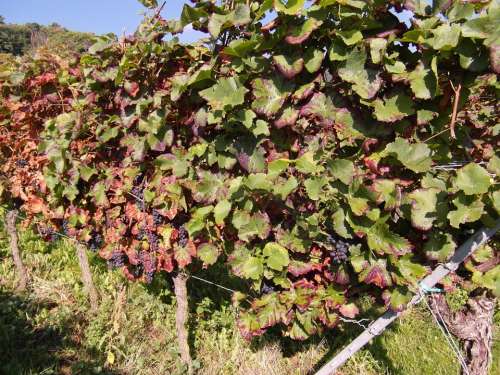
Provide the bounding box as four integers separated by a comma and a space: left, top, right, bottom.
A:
0, 221, 498, 375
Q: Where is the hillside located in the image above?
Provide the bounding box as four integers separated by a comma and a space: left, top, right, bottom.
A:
0, 17, 94, 56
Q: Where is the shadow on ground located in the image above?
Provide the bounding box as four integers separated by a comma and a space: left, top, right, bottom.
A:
0, 288, 118, 375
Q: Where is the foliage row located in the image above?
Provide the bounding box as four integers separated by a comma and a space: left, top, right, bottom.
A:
1, 0, 499, 340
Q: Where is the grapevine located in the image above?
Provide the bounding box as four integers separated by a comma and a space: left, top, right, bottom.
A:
0, 0, 498, 356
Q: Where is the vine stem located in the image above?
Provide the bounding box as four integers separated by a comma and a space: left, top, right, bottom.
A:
5, 209, 29, 291
449, 81, 462, 139
173, 271, 193, 374
75, 243, 99, 311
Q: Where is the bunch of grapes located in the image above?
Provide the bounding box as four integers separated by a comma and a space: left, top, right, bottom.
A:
178, 226, 188, 247
261, 282, 276, 295
61, 220, 70, 235
39, 225, 58, 242
137, 228, 146, 241
327, 234, 350, 264
133, 173, 144, 185
140, 251, 156, 284
15, 159, 28, 168
88, 232, 103, 251
152, 209, 163, 226
146, 231, 159, 251
107, 251, 126, 268
130, 263, 144, 278
131, 186, 145, 210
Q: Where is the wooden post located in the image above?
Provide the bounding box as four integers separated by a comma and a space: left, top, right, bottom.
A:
173, 272, 193, 374
75, 242, 99, 311
5, 209, 29, 291
315, 219, 500, 375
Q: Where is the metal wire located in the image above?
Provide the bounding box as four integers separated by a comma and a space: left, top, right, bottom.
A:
338, 317, 371, 329
189, 274, 240, 294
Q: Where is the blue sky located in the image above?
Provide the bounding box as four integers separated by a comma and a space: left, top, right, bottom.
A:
0, 0, 205, 42
1, 1, 412, 43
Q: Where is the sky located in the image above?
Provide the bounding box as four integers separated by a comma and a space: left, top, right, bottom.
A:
0, 0, 205, 42
0, 0, 413, 43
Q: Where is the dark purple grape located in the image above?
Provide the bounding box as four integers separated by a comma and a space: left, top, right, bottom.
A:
131, 186, 145, 210
137, 228, 146, 240
144, 271, 154, 284
107, 251, 126, 268
152, 209, 163, 226
261, 282, 275, 295
133, 173, 144, 185
130, 263, 144, 278
146, 231, 159, 251
61, 220, 70, 235
178, 226, 188, 247
88, 232, 103, 251
15, 159, 28, 168
139, 251, 156, 284
326, 234, 350, 264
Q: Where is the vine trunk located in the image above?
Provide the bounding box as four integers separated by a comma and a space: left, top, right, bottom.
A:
430, 294, 495, 375
173, 272, 193, 374
5, 210, 29, 291
75, 243, 99, 311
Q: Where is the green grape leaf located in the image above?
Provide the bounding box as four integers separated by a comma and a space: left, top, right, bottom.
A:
263, 242, 290, 271
430, 24, 461, 51
385, 138, 432, 173
406, 188, 439, 231
367, 220, 413, 256
338, 48, 382, 99
197, 243, 220, 267
327, 159, 355, 185
371, 91, 415, 122
455, 163, 492, 195
447, 193, 484, 228
273, 54, 304, 79
232, 211, 271, 242
200, 76, 249, 111
214, 200, 232, 226
304, 48, 324, 73
424, 231, 456, 262
285, 18, 322, 44
251, 76, 293, 117
274, 0, 305, 15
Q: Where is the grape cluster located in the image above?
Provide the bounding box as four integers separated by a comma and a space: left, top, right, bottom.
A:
131, 186, 145, 210
137, 228, 146, 241
61, 220, 70, 235
146, 231, 159, 251
39, 225, 58, 242
152, 209, 163, 225
88, 232, 103, 251
261, 282, 276, 295
130, 263, 144, 278
178, 226, 188, 247
107, 251, 126, 268
327, 234, 350, 264
133, 173, 144, 185
140, 251, 156, 284
15, 159, 28, 168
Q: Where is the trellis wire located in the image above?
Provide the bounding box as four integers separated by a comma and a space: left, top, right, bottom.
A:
432, 160, 487, 171
315, 218, 500, 375
189, 274, 241, 295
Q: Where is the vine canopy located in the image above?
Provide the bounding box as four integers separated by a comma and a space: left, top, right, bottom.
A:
0, 0, 499, 340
